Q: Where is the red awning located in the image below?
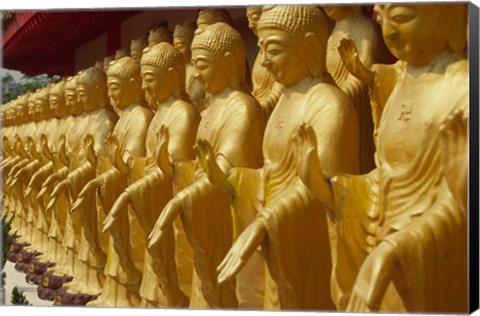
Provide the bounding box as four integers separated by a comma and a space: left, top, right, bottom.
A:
2, 10, 141, 76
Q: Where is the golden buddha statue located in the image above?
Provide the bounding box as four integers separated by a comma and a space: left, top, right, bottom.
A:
246, 6, 283, 119
174, 22, 206, 111
148, 22, 266, 309
130, 35, 148, 62
70, 57, 153, 307
292, 3, 468, 312
103, 42, 201, 307
148, 26, 173, 47
47, 67, 117, 295
210, 5, 359, 310
323, 5, 390, 173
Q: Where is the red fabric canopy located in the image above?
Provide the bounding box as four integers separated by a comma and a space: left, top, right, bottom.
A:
2, 10, 140, 76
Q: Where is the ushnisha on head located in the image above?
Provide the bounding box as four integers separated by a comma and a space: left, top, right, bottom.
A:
130, 35, 148, 62
196, 8, 233, 34
140, 42, 187, 107
49, 80, 68, 118
257, 5, 329, 86
173, 21, 197, 63
76, 67, 109, 111
106, 56, 144, 110
191, 22, 246, 95
148, 26, 173, 48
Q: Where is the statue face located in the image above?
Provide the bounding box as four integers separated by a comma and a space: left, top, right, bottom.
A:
246, 7, 262, 35
77, 83, 97, 112
141, 64, 170, 108
65, 89, 81, 115
192, 48, 228, 95
374, 4, 448, 66
322, 6, 351, 21
257, 28, 308, 87
35, 98, 49, 120
174, 36, 191, 63
49, 95, 60, 114
27, 98, 36, 118
107, 76, 129, 110
130, 47, 142, 62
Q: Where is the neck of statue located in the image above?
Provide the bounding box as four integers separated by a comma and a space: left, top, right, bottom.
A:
406, 49, 454, 77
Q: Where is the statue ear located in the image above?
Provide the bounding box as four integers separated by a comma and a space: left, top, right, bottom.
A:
304, 32, 322, 78
223, 51, 239, 89
167, 67, 181, 98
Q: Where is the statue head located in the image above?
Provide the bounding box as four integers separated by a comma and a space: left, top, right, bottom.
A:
130, 35, 148, 62
140, 42, 186, 109
257, 5, 328, 87
246, 6, 263, 36
374, 3, 467, 66
103, 55, 114, 72
35, 87, 52, 121
49, 80, 68, 118
106, 56, 143, 111
191, 22, 246, 95
173, 21, 197, 64
76, 67, 108, 112
148, 26, 173, 48
322, 5, 363, 21
196, 9, 233, 34
65, 75, 83, 116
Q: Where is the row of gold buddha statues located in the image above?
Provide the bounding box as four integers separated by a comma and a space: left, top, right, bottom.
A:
1, 4, 469, 312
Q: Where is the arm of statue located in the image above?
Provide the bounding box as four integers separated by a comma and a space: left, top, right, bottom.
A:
37, 167, 67, 198
217, 216, 267, 284
194, 138, 233, 193
346, 241, 398, 312
102, 191, 130, 233
9, 160, 40, 188
148, 196, 183, 249
25, 162, 54, 198
338, 38, 375, 86
293, 123, 334, 209
46, 178, 69, 211
156, 125, 174, 179
440, 110, 468, 209
28, 137, 42, 160
70, 177, 102, 213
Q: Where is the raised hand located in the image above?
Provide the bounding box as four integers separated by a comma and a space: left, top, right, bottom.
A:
292, 123, 331, 205
84, 134, 96, 165
156, 125, 173, 179
148, 197, 182, 249
194, 139, 231, 192
70, 178, 102, 213
439, 109, 468, 208
102, 191, 130, 233
338, 38, 374, 85
346, 241, 397, 312
217, 217, 267, 284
